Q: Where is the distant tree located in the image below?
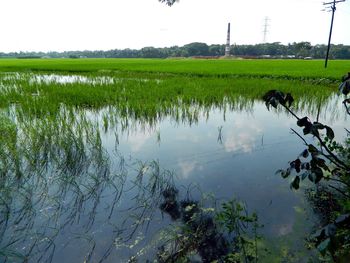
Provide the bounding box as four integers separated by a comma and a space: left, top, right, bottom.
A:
1, 42, 350, 59
333, 45, 350, 59
184, 42, 209, 56
293, 41, 312, 58
140, 47, 164, 58
209, 44, 225, 56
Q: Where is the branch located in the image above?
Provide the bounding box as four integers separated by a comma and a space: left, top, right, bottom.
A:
315, 133, 350, 170
327, 177, 350, 188
329, 185, 350, 198
282, 103, 350, 170
290, 128, 308, 145
281, 104, 300, 121
342, 99, 350, 115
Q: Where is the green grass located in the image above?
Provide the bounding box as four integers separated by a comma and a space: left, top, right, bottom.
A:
0, 71, 336, 120
0, 58, 346, 119
0, 58, 349, 81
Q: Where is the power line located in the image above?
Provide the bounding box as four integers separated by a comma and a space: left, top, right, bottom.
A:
323, 0, 346, 68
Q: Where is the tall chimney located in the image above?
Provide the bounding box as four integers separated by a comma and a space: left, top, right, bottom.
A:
225, 23, 231, 57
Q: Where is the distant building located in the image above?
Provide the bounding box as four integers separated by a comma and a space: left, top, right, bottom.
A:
225, 23, 231, 57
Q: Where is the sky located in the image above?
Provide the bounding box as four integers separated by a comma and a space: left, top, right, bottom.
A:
0, 0, 349, 52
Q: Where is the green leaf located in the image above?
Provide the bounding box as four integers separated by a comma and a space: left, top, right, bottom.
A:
303, 123, 313, 135
290, 176, 300, 190
308, 144, 318, 154
316, 158, 329, 171
313, 122, 325, 130
300, 149, 309, 158
317, 238, 330, 255
325, 126, 335, 141
309, 167, 323, 183
301, 171, 310, 180
297, 117, 310, 127
285, 93, 294, 107
290, 159, 301, 173
310, 126, 320, 137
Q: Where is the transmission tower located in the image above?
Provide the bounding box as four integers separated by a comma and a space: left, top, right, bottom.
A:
262, 17, 270, 43
323, 0, 346, 68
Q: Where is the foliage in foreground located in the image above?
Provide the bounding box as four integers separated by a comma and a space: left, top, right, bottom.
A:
263, 73, 350, 261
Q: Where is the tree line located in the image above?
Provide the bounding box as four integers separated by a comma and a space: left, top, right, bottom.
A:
1, 42, 350, 59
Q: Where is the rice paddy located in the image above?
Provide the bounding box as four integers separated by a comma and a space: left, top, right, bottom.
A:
0, 58, 349, 262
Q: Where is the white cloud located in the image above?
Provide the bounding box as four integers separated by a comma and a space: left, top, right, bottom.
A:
127, 130, 153, 152
178, 160, 198, 179
224, 120, 263, 153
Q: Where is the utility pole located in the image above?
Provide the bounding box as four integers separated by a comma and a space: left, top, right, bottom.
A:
225, 23, 231, 57
323, 0, 345, 68
262, 17, 270, 43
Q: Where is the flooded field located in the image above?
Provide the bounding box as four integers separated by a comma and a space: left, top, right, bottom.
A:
0, 68, 348, 262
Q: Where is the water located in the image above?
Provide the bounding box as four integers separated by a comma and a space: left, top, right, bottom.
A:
0, 73, 348, 262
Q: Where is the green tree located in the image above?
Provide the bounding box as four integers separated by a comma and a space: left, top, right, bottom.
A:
184, 42, 210, 56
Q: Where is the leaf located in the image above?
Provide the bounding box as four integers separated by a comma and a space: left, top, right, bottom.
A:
325, 126, 334, 141
339, 79, 350, 95
280, 169, 291, 179
262, 90, 276, 101
300, 149, 309, 158
331, 168, 341, 177
269, 97, 278, 108
312, 122, 325, 130
316, 158, 329, 171
341, 72, 350, 82
310, 125, 320, 137
334, 213, 350, 226
290, 176, 300, 190
317, 238, 330, 255
276, 169, 290, 179
285, 93, 294, 107
305, 162, 310, 170
294, 158, 301, 173
303, 124, 312, 135
308, 144, 318, 154
326, 224, 337, 237
274, 91, 286, 104
297, 117, 310, 127
309, 167, 323, 183
311, 228, 326, 241
301, 171, 310, 180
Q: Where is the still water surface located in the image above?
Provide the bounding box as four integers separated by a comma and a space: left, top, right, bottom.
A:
0, 75, 348, 262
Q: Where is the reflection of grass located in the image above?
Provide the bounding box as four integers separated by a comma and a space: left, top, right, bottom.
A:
0, 108, 175, 262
